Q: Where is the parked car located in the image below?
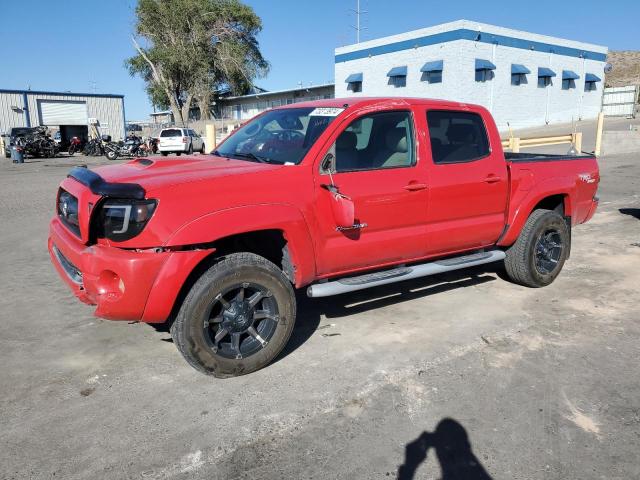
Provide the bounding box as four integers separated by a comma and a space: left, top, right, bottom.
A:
48, 98, 599, 377
3, 127, 35, 158
158, 127, 205, 156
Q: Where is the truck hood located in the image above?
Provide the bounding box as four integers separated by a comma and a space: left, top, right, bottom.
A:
92, 155, 283, 193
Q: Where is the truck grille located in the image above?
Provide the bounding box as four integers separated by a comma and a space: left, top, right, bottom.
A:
57, 188, 80, 236
52, 245, 83, 285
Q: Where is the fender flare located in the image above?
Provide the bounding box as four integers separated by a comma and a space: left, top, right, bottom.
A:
498, 177, 575, 247
165, 203, 317, 286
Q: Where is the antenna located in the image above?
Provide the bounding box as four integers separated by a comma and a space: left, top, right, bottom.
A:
350, 0, 367, 44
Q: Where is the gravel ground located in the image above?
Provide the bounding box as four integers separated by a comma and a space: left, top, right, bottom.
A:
0, 144, 639, 479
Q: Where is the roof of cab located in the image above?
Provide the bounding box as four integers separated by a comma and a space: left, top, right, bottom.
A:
274, 96, 478, 111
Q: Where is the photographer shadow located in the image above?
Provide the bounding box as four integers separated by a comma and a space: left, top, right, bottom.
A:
398, 418, 492, 480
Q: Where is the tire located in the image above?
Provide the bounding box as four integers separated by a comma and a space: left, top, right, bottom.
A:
161, 151, 168, 157
176, 152, 182, 156
504, 209, 570, 288
105, 150, 118, 161
171, 252, 296, 377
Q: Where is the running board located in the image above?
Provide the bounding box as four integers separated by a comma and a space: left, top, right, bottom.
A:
306, 250, 506, 298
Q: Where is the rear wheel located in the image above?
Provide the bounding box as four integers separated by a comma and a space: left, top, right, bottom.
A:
105, 149, 118, 161
504, 209, 570, 287
161, 151, 168, 156
171, 253, 296, 377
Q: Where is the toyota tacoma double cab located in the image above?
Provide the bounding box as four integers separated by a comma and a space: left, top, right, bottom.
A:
49, 98, 599, 377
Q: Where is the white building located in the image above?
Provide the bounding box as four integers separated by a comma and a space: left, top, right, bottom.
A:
334, 20, 608, 130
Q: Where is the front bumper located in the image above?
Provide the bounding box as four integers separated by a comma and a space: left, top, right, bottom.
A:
48, 217, 213, 322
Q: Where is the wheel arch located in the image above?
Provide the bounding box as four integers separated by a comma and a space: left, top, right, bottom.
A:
165, 204, 317, 287
499, 184, 573, 247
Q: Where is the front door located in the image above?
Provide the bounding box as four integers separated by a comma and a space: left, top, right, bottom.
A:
313, 109, 429, 275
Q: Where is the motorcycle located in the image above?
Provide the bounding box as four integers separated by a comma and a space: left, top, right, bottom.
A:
103, 135, 147, 160
20, 127, 59, 158
83, 137, 105, 156
68, 136, 83, 155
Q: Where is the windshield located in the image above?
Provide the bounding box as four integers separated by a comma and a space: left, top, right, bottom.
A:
215, 107, 343, 164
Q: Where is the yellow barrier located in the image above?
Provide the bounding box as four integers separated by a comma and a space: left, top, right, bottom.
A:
501, 132, 582, 153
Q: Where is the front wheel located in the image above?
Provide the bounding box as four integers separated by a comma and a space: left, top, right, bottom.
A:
171, 253, 296, 377
504, 209, 570, 288
105, 149, 118, 161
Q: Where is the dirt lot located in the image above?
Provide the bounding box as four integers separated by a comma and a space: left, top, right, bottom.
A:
1, 140, 639, 479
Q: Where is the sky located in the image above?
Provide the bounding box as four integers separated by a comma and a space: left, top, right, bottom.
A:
1, 0, 638, 120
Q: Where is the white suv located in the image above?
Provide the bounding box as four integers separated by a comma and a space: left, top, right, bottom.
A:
158, 128, 205, 156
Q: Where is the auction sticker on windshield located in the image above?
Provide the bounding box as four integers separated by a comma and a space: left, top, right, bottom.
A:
309, 107, 345, 117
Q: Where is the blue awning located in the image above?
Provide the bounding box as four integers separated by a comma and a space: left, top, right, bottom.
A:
475, 59, 496, 71
387, 66, 408, 77
511, 64, 531, 75
538, 67, 556, 78
421, 60, 443, 73
345, 73, 363, 83
562, 70, 580, 80
585, 73, 601, 82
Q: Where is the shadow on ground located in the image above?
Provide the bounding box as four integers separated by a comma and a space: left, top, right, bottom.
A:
275, 265, 500, 363
150, 264, 502, 365
619, 208, 640, 220
398, 418, 493, 480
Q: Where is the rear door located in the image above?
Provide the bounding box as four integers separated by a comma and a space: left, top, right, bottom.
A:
423, 109, 509, 255
159, 128, 185, 150
312, 108, 429, 275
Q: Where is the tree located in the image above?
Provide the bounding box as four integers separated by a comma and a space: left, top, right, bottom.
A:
126, 0, 269, 124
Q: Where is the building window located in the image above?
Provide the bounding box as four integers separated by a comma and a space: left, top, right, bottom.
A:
387, 66, 408, 88
475, 59, 496, 83
511, 64, 530, 86
584, 73, 601, 92
348, 81, 362, 93
421, 60, 443, 84
562, 70, 580, 90
537, 67, 556, 88
345, 73, 363, 93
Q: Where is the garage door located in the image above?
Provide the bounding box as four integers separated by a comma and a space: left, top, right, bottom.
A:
38, 101, 88, 125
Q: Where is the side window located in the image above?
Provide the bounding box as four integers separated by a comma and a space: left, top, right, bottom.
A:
426, 111, 490, 164
333, 111, 414, 172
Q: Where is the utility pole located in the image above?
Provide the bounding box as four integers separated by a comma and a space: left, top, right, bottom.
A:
350, 0, 367, 44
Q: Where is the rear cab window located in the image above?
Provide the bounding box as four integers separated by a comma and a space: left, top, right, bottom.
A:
160, 129, 182, 137
426, 111, 490, 164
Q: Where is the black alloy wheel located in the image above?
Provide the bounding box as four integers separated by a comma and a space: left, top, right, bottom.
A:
534, 229, 563, 275
203, 283, 279, 360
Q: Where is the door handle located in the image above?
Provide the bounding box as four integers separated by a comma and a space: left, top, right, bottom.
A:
484, 175, 502, 184
404, 182, 428, 191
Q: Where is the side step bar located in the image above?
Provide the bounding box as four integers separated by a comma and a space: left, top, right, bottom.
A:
306, 250, 506, 298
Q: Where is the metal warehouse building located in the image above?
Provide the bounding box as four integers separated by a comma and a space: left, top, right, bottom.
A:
0, 89, 125, 142
335, 20, 608, 130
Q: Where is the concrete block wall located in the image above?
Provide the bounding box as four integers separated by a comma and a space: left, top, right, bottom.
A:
335, 20, 607, 130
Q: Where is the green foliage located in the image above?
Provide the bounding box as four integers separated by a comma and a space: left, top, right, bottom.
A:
126, 0, 269, 122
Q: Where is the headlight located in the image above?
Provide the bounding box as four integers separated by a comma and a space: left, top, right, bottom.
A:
97, 199, 157, 242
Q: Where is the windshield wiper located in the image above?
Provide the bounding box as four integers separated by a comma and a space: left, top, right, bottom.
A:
230, 152, 281, 164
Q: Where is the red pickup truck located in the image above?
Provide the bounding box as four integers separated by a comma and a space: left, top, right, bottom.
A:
49, 98, 599, 377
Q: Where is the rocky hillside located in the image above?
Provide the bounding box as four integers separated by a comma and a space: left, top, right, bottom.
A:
606, 51, 640, 87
